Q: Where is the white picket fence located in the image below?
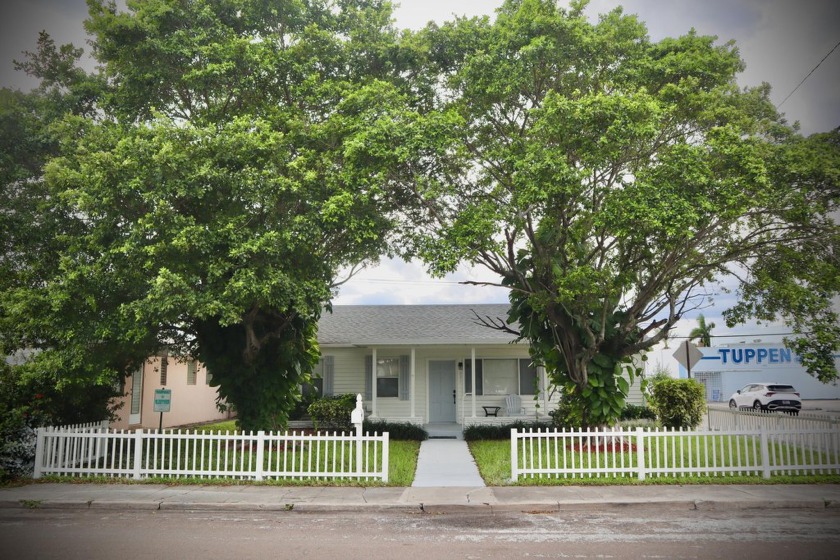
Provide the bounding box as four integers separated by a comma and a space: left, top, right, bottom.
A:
707, 407, 840, 431
511, 426, 840, 481
34, 427, 389, 482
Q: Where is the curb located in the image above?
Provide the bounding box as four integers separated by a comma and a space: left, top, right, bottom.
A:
2, 497, 836, 514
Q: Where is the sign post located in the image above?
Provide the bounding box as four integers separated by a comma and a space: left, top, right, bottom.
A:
153, 388, 172, 432
673, 341, 703, 379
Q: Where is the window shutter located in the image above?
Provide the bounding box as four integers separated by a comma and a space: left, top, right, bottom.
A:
364, 355, 372, 400
399, 355, 410, 401
187, 361, 197, 385
465, 359, 483, 396
160, 357, 168, 385
323, 355, 335, 396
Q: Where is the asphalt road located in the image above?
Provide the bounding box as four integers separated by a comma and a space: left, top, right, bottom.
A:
2, 507, 839, 560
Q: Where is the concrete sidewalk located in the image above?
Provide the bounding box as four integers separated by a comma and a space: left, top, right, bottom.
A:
2, 483, 839, 513
412, 440, 484, 487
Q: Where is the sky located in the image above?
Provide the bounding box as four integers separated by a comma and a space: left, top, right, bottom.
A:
1, 0, 838, 349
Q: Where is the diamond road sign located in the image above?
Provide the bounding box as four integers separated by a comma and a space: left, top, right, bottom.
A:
153, 389, 172, 413
673, 341, 704, 372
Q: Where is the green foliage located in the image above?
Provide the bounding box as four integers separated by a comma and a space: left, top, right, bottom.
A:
363, 420, 428, 441
307, 394, 357, 432
648, 378, 706, 429
688, 315, 715, 347
462, 421, 548, 441
619, 404, 657, 422
400, 0, 838, 425
2, 0, 413, 433
0, 358, 121, 481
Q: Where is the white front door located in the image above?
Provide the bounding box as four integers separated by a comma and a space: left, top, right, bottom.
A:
129, 366, 143, 425
429, 360, 456, 423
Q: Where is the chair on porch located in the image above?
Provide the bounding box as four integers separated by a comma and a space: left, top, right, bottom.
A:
505, 394, 526, 416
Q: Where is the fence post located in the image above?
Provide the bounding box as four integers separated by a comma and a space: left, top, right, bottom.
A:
510, 428, 519, 482
381, 432, 389, 483
255, 431, 265, 481
133, 429, 144, 480
636, 427, 646, 481
759, 427, 771, 479
33, 427, 46, 479
351, 394, 365, 476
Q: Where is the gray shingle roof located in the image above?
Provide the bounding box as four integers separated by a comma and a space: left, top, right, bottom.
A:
317, 304, 521, 346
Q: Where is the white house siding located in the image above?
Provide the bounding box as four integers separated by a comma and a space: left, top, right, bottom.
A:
321, 345, 569, 425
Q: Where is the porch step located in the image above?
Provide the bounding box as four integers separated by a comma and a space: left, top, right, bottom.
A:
412, 440, 485, 487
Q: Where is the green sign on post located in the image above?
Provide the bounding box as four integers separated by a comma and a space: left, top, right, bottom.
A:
154, 388, 171, 432
154, 389, 172, 412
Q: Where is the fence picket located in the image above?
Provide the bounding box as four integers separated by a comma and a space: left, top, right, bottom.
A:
34, 425, 389, 482
512, 424, 840, 481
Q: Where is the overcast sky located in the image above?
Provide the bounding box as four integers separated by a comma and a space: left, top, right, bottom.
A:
2, 1, 838, 344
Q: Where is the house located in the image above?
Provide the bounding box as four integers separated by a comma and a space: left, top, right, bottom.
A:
316, 304, 559, 426
112, 304, 645, 430
110, 354, 231, 430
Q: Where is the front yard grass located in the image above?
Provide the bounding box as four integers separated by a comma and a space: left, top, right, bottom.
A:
468, 439, 840, 486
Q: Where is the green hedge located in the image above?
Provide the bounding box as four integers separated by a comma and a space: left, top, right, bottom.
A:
363, 420, 428, 441
307, 394, 356, 431
463, 422, 550, 441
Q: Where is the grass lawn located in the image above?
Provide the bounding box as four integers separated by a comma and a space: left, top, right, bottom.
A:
469, 439, 840, 486
139, 420, 420, 486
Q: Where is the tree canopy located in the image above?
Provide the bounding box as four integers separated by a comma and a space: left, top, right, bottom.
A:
400, 0, 840, 425
2, 0, 837, 432
1, 0, 416, 431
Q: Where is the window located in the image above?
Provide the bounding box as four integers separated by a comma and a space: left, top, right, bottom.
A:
365, 355, 409, 400
464, 358, 539, 396
483, 359, 517, 395
376, 357, 400, 398
303, 356, 332, 398
160, 357, 168, 385
187, 361, 197, 385
519, 359, 538, 395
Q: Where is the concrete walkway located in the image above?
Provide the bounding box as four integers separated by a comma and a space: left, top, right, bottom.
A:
412, 439, 484, 487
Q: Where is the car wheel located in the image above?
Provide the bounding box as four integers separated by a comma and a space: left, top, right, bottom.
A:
753, 401, 763, 412
729, 399, 737, 409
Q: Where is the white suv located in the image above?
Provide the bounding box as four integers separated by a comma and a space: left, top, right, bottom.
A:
728, 383, 801, 414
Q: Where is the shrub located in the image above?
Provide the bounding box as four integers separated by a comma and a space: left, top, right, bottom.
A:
619, 404, 657, 421
548, 396, 582, 429
363, 420, 428, 441
648, 378, 706, 429
307, 394, 356, 431
462, 421, 548, 441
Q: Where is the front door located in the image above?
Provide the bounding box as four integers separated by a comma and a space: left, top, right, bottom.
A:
429, 360, 456, 423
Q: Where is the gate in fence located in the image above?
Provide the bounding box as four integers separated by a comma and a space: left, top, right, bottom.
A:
511, 426, 840, 481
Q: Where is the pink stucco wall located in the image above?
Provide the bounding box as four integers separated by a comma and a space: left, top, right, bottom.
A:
111, 356, 232, 430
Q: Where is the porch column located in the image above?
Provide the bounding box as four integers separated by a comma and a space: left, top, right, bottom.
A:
410, 347, 416, 419
371, 347, 378, 418
471, 347, 477, 418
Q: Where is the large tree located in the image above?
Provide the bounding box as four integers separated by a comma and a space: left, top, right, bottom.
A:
402, 0, 840, 425
1, 0, 414, 431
